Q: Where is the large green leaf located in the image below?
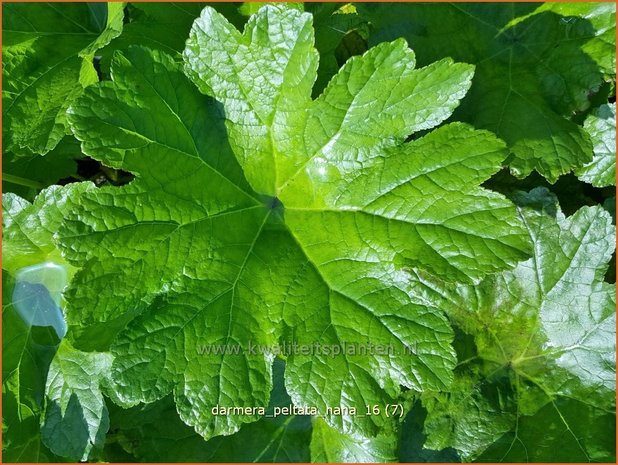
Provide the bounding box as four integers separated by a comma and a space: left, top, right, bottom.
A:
3, 3, 614, 461
2, 3, 124, 157
576, 103, 616, 187
419, 189, 616, 461
61, 5, 531, 443
63, 45, 254, 350
360, 3, 616, 182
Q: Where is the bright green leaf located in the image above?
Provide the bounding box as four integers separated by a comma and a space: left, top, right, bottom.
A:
2, 184, 95, 274
576, 103, 616, 187
63, 45, 255, 350
360, 3, 616, 182
3, 3, 614, 461
311, 417, 397, 463
62, 5, 530, 444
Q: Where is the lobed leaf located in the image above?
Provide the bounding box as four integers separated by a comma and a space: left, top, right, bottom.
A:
60, 5, 532, 442
1, 3, 615, 461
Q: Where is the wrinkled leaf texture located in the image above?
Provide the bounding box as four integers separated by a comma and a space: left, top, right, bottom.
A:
61, 4, 531, 441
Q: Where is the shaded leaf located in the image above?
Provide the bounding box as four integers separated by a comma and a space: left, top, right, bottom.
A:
421, 189, 616, 460
3, 136, 82, 201
104, 359, 311, 462
97, 3, 246, 72
2, 275, 59, 463
360, 3, 616, 182
3, 3, 124, 156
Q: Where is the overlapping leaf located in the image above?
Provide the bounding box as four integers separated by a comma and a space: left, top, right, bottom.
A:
97, 3, 251, 74
99, 3, 209, 68
416, 189, 616, 461
305, 3, 369, 95
2, 3, 124, 157
1, 3, 615, 462
311, 418, 396, 463
2, 185, 102, 463
2, 274, 58, 463
360, 3, 616, 182
41, 341, 112, 461
102, 359, 394, 463
2, 184, 95, 274
96, 1, 364, 95
2, 137, 82, 202
538, 2, 616, 75
59, 5, 531, 442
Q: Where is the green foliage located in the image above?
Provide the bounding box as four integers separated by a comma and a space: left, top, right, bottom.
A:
62, 4, 532, 443
421, 188, 616, 461
3, 184, 94, 274
2, 272, 59, 462
2, 137, 82, 202
102, 360, 312, 462
2, 185, 99, 461
576, 103, 617, 187
3, 3, 124, 157
41, 341, 112, 461
359, 2, 616, 182
311, 418, 397, 463
98, 3, 216, 72
2, 3, 615, 463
